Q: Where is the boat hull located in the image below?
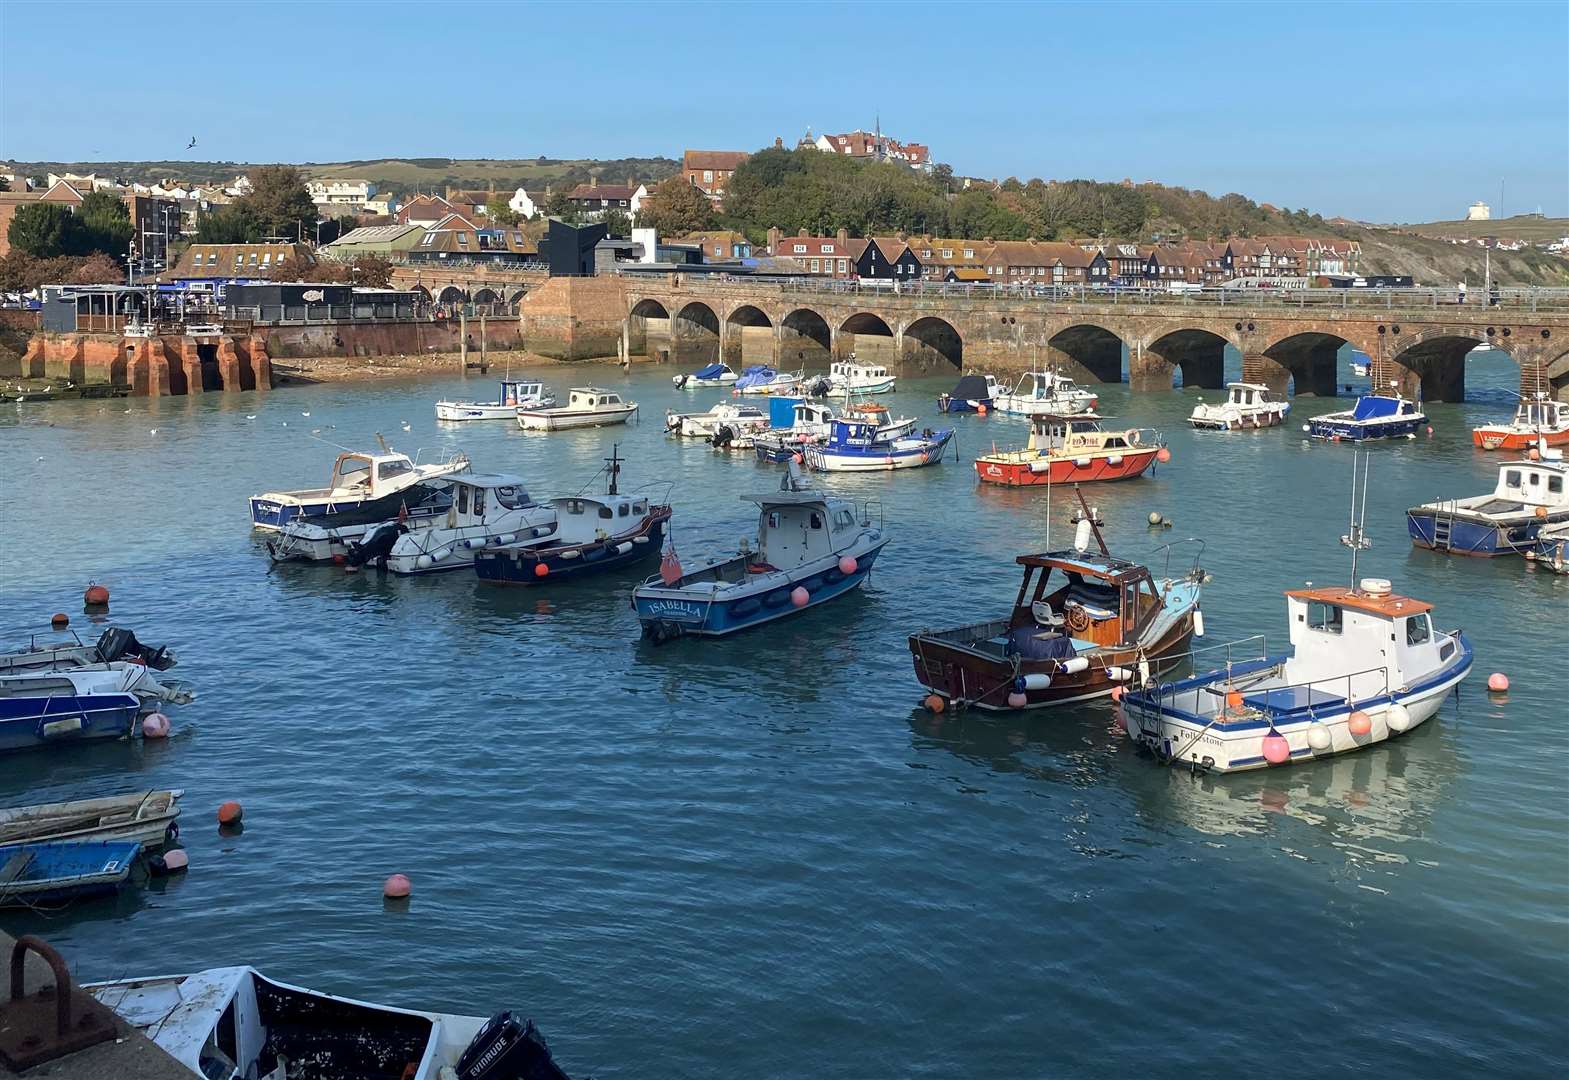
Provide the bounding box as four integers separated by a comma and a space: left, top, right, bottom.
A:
803, 431, 953, 472
517, 405, 637, 431
1472, 427, 1569, 450
475, 513, 668, 584
1190, 407, 1288, 431
1306, 417, 1425, 441
0, 840, 140, 906
974, 447, 1158, 486
1405, 508, 1566, 556
0, 693, 141, 753
830, 378, 897, 395
249, 483, 450, 532
434, 399, 551, 421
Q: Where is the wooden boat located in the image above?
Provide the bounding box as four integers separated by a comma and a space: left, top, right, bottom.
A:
434, 379, 555, 421
909, 502, 1205, 710
0, 840, 140, 905
89, 967, 579, 1080
974, 413, 1162, 486
1407, 453, 1568, 555
517, 387, 637, 430
1189, 382, 1290, 430
1472, 395, 1569, 450
0, 790, 182, 849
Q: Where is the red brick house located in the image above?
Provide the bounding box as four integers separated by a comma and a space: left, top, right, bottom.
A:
682, 150, 749, 205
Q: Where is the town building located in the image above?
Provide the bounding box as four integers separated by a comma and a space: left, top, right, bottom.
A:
846, 237, 922, 281
508, 187, 544, 220
46, 171, 119, 193
628, 184, 650, 221
1466, 201, 1491, 221
565, 179, 637, 217
681, 150, 749, 205
404, 217, 541, 267
809, 129, 931, 170
307, 179, 376, 211
445, 189, 495, 219
983, 241, 1108, 286
364, 191, 401, 216
318, 223, 428, 262
765, 228, 855, 278
0, 182, 90, 258
676, 230, 751, 260
906, 237, 990, 281
169, 242, 317, 296
396, 194, 459, 226
222, 283, 423, 325
124, 195, 182, 271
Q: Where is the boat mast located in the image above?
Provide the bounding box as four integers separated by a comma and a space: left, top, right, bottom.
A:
1340, 451, 1372, 587
605, 444, 621, 496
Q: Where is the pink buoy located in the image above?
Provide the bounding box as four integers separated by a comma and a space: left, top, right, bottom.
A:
141, 712, 171, 739
161, 849, 189, 872
1156, 447, 1172, 463
1112, 709, 1127, 733
383, 873, 412, 899
1425, 426, 1434, 436
1347, 710, 1373, 736
790, 586, 810, 607
1110, 685, 1123, 702
1487, 672, 1509, 692
793, 453, 804, 465
1006, 691, 1028, 709
1262, 730, 1291, 765
838, 555, 858, 575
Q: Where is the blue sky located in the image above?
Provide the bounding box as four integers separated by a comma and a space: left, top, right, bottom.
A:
3, 1, 1565, 223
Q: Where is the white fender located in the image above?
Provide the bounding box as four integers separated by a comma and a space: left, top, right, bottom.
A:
615, 541, 634, 555
1059, 657, 1090, 675
1074, 456, 1092, 468
559, 549, 582, 560
1107, 666, 1133, 682
1193, 609, 1205, 638
465, 538, 485, 550
494, 533, 517, 546
1107, 454, 1123, 466
632, 535, 650, 544
1386, 703, 1412, 733
1028, 459, 1052, 473
1020, 673, 1052, 691
415, 554, 434, 569
431, 547, 453, 562
1306, 723, 1332, 752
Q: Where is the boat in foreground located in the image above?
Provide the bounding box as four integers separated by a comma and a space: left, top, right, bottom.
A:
517, 387, 637, 430
1305, 390, 1426, 441
633, 465, 887, 639
0, 625, 176, 676
0, 789, 181, 849
1406, 453, 1568, 555
249, 445, 470, 531
0, 664, 193, 753
802, 418, 953, 472
1189, 382, 1289, 430
974, 413, 1162, 486
88, 967, 578, 1080
0, 839, 140, 905
909, 509, 1205, 710
1472, 394, 1569, 450
434, 379, 555, 421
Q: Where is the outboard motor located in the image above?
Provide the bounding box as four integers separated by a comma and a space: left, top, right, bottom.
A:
455, 1012, 575, 1080
711, 424, 735, 449
95, 627, 175, 670
348, 522, 407, 567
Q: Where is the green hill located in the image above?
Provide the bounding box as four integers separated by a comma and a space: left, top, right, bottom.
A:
1384, 215, 1569, 243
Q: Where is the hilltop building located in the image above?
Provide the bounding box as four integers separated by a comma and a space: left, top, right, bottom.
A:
1466, 201, 1491, 221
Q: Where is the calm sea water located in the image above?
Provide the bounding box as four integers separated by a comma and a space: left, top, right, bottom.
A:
1, 351, 1564, 1079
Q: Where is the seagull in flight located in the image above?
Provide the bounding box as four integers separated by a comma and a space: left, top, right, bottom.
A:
186, 136, 198, 150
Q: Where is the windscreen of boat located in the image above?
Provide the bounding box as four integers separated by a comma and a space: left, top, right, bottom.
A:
378, 459, 413, 482
333, 457, 372, 489
493, 485, 532, 509
252, 974, 434, 1080
1054, 571, 1121, 618
1352, 396, 1400, 420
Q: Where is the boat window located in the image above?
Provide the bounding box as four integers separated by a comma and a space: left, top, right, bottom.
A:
810, 512, 823, 529
1105, 437, 1127, 448
473, 487, 486, 517
619, 503, 630, 517
767, 511, 782, 529
599, 506, 613, 519
834, 509, 855, 528
1550, 476, 1563, 494
378, 459, 412, 481
1306, 602, 1342, 634
1405, 614, 1431, 646
1505, 470, 1522, 488
633, 499, 648, 514
457, 485, 469, 514
1527, 471, 1541, 487
494, 486, 528, 509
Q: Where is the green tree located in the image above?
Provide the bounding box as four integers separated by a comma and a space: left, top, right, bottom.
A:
602, 208, 631, 237
76, 190, 134, 257
7, 202, 74, 257
240, 165, 319, 239
196, 203, 263, 243
485, 198, 522, 225
635, 177, 715, 236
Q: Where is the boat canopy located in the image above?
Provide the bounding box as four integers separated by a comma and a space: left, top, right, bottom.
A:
1284, 585, 1431, 619
735, 366, 777, 389
769, 397, 803, 427
1015, 549, 1148, 583
950, 374, 992, 399
693, 363, 728, 380
1352, 396, 1404, 420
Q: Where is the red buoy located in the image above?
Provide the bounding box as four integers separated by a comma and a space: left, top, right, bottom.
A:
84, 583, 110, 607
383, 874, 412, 899
217, 800, 244, 825
923, 694, 946, 714
534, 562, 549, 578
50, 612, 69, 628
1156, 447, 1172, 463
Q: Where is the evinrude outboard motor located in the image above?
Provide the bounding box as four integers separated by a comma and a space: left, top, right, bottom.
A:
95, 627, 175, 670
711, 424, 735, 449
455, 1012, 575, 1080
348, 522, 408, 567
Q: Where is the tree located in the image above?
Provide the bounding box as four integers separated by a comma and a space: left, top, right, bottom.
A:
602, 208, 631, 237
267, 255, 317, 282
69, 252, 124, 284
636, 177, 714, 237
196, 203, 263, 243
343, 255, 392, 288
240, 165, 318, 240
7, 202, 74, 257
0, 251, 37, 292
485, 198, 522, 225
76, 190, 134, 257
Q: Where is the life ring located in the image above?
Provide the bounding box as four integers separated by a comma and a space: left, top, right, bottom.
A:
1129, 431, 1142, 447
1066, 605, 1091, 633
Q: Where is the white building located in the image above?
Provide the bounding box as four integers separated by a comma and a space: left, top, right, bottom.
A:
1465, 201, 1491, 221
365, 191, 401, 216
508, 187, 542, 219
628, 183, 650, 221
307, 179, 376, 211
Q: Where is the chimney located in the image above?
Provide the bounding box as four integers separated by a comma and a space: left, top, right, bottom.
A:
767, 226, 781, 253
837, 227, 848, 246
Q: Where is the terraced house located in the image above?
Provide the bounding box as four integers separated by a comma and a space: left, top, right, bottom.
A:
765, 228, 855, 278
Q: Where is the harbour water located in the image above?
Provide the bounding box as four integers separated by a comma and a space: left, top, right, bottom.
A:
1, 353, 1563, 1078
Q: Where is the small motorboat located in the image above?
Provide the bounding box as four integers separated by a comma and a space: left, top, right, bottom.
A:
826, 358, 897, 395
1189, 382, 1290, 430
0, 789, 182, 849
993, 369, 1098, 417
974, 413, 1163, 486
937, 373, 1001, 413
1526, 520, 1569, 574
1305, 389, 1426, 441
802, 418, 954, 472
0, 840, 140, 906
1406, 452, 1568, 555
475, 447, 672, 585
909, 501, 1205, 710
385, 473, 558, 574
265, 484, 455, 564
0, 664, 193, 754
842, 401, 918, 440
249, 443, 471, 531
434, 379, 555, 421
1472, 394, 1569, 451
633, 464, 888, 640
517, 387, 638, 431
665, 401, 770, 439
673, 362, 739, 389
753, 399, 839, 462
88, 967, 580, 1080
0, 625, 176, 676
733, 365, 803, 396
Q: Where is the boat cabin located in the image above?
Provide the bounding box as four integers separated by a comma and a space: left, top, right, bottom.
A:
747, 488, 863, 570
565, 388, 625, 410
1491, 458, 1568, 510
831, 360, 891, 382
497, 380, 545, 405
325, 452, 417, 497
447, 473, 537, 524
1223, 382, 1281, 407
947, 374, 996, 401
1007, 550, 1166, 651
1508, 398, 1567, 431
1349, 394, 1420, 421
550, 492, 656, 541
824, 418, 888, 449
1283, 582, 1449, 697
1025, 413, 1136, 454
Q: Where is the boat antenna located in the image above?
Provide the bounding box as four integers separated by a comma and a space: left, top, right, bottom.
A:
1074, 486, 1110, 556
375, 432, 390, 455
605, 443, 620, 496
1340, 451, 1372, 587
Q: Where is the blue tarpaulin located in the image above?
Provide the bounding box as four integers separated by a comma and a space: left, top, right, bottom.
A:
694, 363, 727, 380
769, 397, 803, 428
1352, 395, 1400, 420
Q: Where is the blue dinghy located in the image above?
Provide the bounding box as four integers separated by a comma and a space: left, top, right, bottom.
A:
0, 839, 140, 906
0, 664, 191, 754
1305, 392, 1426, 441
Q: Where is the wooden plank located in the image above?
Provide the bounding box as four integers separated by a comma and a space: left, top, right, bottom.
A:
0, 851, 34, 886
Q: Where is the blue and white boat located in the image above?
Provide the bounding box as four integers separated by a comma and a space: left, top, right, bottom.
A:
672, 362, 739, 389
826, 359, 897, 395
0, 840, 140, 906
434, 379, 555, 421
733, 366, 803, 396
1304, 391, 1426, 441
633, 465, 888, 640
249, 446, 471, 531
937, 373, 1001, 413
1407, 453, 1568, 555
802, 418, 954, 472
0, 664, 192, 754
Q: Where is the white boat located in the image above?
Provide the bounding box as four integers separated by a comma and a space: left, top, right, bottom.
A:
672, 362, 739, 389
1189, 382, 1290, 430
88, 967, 579, 1080
0, 789, 181, 849
434, 379, 555, 421
802, 418, 955, 472
517, 387, 638, 430
733, 366, 803, 395
385, 473, 558, 574
0, 626, 176, 676
248, 446, 471, 531
993, 369, 1099, 417
664, 401, 771, 439
827, 359, 897, 395
1527, 520, 1569, 574
264, 485, 455, 565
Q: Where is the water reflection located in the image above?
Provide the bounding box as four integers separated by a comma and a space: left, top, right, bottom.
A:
905, 702, 1123, 790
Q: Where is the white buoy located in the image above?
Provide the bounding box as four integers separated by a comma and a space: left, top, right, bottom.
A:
1386, 703, 1412, 733
1073, 517, 1093, 552
1107, 666, 1133, 682
1138, 659, 1151, 685
415, 554, 433, 569
1059, 657, 1090, 675
1306, 723, 1332, 752
1020, 673, 1052, 691
1193, 609, 1205, 638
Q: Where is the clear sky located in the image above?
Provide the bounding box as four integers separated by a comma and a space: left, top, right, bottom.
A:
3, 0, 1565, 223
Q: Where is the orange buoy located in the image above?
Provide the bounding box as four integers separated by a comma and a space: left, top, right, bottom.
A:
84, 583, 109, 607
1536, 506, 1548, 519
1110, 686, 1123, 702
1348, 710, 1373, 736
1487, 672, 1509, 692
383, 873, 412, 899
1225, 690, 1244, 711
216, 800, 244, 826
50, 612, 69, 628
976, 404, 988, 416
534, 562, 549, 578
923, 694, 946, 714
1156, 447, 1172, 463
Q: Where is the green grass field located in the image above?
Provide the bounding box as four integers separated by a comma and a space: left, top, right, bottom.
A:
1391, 215, 1569, 242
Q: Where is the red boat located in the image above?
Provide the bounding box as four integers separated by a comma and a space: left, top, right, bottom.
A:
974, 413, 1165, 487
1472, 396, 1569, 451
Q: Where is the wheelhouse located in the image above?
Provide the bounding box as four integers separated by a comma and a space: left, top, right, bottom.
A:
1283, 584, 1447, 693
498, 380, 544, 405
1010, 551, 1167, 649
567, 388, 624, 409
447, 473, 536, 524
328, 452, 414, 496
1493, 460, 1568, 508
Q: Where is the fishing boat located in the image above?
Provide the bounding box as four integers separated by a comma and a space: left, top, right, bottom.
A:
0, 840, 140, 906
826, 358, 897, 395
673, 362, 739, 389
88, 968, 580, 1080
1406, 452, 1568, 555
974, 413, 1163, 486
517, 387, 637, 431
0, 626, 176, 676
1526, 520, 1569, 574
1189, 382, 1290, 430
0, 664, 193, 754
632, 465, 888, 640
1472, 394, 1569, 450
909, 499, 1205, 710
434, 379, 555, 421
801, 418, 954, 472
937, 373, 1001, 413
384, 474, 558, 574
992, 369, 1098, 417
0, 790, 182, 849
264, 484, 454, 564
1304, 388, 1426, 441
664, 401, 770, 439
1121, 456, 1473, 772
733, 365, 803, 396
475, 448, 671, 585
249, 444, 471, 531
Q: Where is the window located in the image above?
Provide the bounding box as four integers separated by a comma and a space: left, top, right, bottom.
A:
1551, 476, 1563, 494
767, 511, 782, 528
811, 259, 820, 273
513, 232, 523, 244
793, 244, 807, 254
598, 506, 613, 519
1406, 614, 1431, 646
495, 486, 529, 510
809, 512, 823, 529
457, 486, 469, 514
942, 249, 953, 258
378, 460, 412, 481
1527, 471, 1542, 487
823, 244, 834, 254
1505, 470, 1522, 488
456, 233, 468, 246
618, 503, 629, 517
1306, 602, 1342, 634
703, 170, 713, 182
963, 248, 973, 258
421, 233, 435, 247
838, 259, 847, 272
472, 487, 486, 517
